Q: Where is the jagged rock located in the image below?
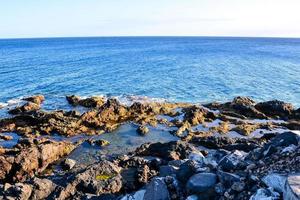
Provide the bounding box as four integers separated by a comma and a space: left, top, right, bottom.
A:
56, 160, 122, 199
0, 139, 76, 182
30, 178, 56, 200
262, 173, 286, 193
23, 95, 45, 105
218, 150, 248, 171
255, 100, 294, 118
186, 173, 217, 194
183, 105, 216, 126
8, 102, 41, 115
0, 134, 13, 141
3, 183, 32, 200
137, 125, 149, 135
62, 158, 76, 170
190, 136, 261, 152
144, 178, 170, 200
135, 141, 196, 161
250, 188, 280, 200
66, 95, 105, 108
232, 123, 259, 136
205, 97, 266, 119
284, 174, 300, 200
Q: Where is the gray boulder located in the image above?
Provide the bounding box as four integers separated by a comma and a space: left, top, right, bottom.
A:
250, 188, 280, 200
144, 178, 170, 200
262, 173, 286, 193
186, 173, 217, 194
284, 174, 300, 200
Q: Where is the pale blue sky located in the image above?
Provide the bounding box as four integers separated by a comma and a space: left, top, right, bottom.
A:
1, 0, 300, 38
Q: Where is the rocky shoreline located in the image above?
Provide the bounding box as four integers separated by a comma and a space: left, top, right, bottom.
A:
0, 95, 299, 200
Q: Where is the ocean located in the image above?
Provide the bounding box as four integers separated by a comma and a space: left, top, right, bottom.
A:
0, 36, 299, 107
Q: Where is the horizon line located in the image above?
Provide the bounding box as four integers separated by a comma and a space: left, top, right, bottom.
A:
0, 35, 300, 40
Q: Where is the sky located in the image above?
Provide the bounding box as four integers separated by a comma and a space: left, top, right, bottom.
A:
1, 0, 300, 38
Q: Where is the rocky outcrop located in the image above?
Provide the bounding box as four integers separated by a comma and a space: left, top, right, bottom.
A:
56, 160, 122, 199
66, 95, 105, 108
0, 138, 76, 183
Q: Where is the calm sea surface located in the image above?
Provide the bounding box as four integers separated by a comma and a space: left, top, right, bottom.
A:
0, 37, 299, 107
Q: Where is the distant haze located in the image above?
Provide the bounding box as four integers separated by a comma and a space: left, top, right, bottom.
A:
1, 0, 300, 38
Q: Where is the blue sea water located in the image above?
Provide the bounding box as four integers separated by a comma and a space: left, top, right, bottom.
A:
0, 37, 300, 107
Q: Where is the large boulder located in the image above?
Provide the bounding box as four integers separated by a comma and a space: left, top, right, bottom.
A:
144, 178, 170, 200
284, 174, 300, 200
186, 173, 217, 194
255, 100, 294, 118
30, 178, 56, 200
135, 141, 196, 161
66, 95, 105, 108
262, 173, 286, 193
56, 160, 122, 199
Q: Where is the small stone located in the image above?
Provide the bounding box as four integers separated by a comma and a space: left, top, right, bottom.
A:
137, 125, 149, 135
62, 158, 76, 170
231, 181, 245, 192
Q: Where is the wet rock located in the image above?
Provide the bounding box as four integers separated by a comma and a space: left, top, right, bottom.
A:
57, 160, 122, 198
88, 139, 110, 147
62, 158, 76, 170
250, 188, 280, 200
144, 178, 170, 200
3, 183, 32, 200
137, 125, 149, 135
135, 141, 196, 161
8, 102, 41, 115
66, 95, 106, 108
218, 150, 248, 171
183, 105, 216, 126
190, 136, 261, 152
284, 174, 300, 200
255, 100, 294, 118
262, 173, 286, 193
209, 121, 230, 134
186, 172, 217, 194
206, 97, 266, 119
23, 95, 45, 105
0, 134, 13, 141
30, 178, 56, 200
